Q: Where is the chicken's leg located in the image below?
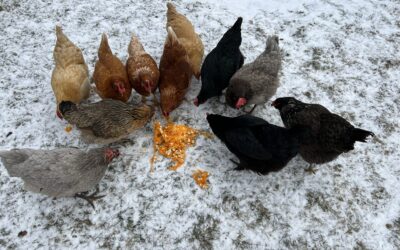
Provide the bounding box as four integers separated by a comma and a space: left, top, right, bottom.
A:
244, 105, 257, 114
230, 158, 240, 165
75, 188, 105, 209
229, 159, 248, 171
152, 93, 159, 106
217, 94, 225, 104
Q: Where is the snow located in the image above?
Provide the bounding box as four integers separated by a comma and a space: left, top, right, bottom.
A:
0, 0, 399, 248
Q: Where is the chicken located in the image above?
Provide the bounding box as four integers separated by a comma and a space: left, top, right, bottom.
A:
59, 99, 154, 144
226, 36, 281, 113
207, 114, 311, 174
51, 26, 90, 119
93, 33, 131, 102
194, 17, 245, 106
126, 34, 160, 101
166, 2, 204, 79
0, 147, 119, 207
159, 27, 193, 117
272, 97, 374, 173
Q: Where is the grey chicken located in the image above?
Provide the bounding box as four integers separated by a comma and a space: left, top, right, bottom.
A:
59, 99, 154, 144
226, 36, 281, 113
0, 147, 120, 207
272, 97, 374, 173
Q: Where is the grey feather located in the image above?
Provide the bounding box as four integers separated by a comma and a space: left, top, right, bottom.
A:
226, 35, 282, 107
0, 148, 115, 197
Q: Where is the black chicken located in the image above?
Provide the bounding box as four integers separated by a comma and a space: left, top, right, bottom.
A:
272, 97, 374, 173
206, 114, 310, 174
194, 17, 244, 106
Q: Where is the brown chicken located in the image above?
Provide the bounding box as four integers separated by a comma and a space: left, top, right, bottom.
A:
166, 2, 204, 79
159, 27, 193, 117
59, 99, 154, 144
126, 34, 160, 101
93, 33, 131, 102
51, 26, 90, 119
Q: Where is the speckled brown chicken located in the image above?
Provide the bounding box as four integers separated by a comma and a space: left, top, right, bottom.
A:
59, 99, 154, 144
126, 34, 159, 100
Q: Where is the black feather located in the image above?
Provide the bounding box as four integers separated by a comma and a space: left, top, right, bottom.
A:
207, 114, 305, 174
351, 128, 374, 143
59, 101, 77, 116
275, 96, 374, 164
196, 17, 244, 104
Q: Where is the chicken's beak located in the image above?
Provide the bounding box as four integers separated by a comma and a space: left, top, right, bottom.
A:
105, 148, 120, 162
271, 100, 280, 109
56, 110, 63, 120
114, 82, 126, 97
193, 98, 199, 107
144, 80, 152, 94
113, 149, 120, 158
118, 87, 126, 97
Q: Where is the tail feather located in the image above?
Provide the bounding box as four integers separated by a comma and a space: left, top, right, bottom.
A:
352, 128, 374, 143
0, 150, 30, 177
98, 33, 112, 59
128, 34, 145, 56
55, 25, 71, 45
59, 101, 77, 116
265, 35, 280, 53
166, 2, 177, 14
218, 17, 243, 48
231, 17, 243, 30
54, 25, 84, 68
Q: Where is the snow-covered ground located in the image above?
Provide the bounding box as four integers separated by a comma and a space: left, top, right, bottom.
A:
0, 0, 399, 248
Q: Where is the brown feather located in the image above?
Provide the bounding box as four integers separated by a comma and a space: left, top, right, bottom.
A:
166, 3, 204, 79
126, 35, 160, 96
159, 27, 193, 116
94, 33, 132, 102
51, 25, 90, 115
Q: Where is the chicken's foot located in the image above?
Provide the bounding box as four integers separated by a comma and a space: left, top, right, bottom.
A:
229, 159, 248, 171
75, 188, 105, 209
245, 105, 257, 114
230, 159, 239, 165
151, 93, 160, 106
305, 164, 318, 174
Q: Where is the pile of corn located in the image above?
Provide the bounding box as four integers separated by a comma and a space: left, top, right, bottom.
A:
152, 121, 198, 171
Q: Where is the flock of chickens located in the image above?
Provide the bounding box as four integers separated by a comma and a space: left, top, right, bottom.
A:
0, 3, 374, 208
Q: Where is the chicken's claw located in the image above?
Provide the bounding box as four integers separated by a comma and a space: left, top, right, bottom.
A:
75, 188, 105, 209
305, 164, 318, 174
244, 105, 257, 114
